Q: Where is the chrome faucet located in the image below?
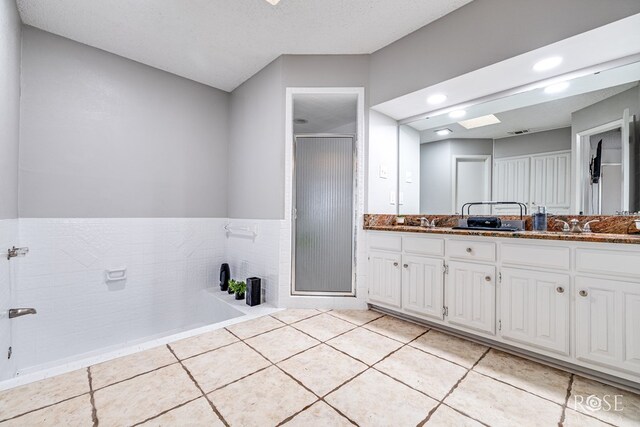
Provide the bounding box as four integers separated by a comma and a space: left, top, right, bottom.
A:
583, 220, 600, 233
8, 308, 37, 318
554, 219, 570, 232
420, 217, 437, 228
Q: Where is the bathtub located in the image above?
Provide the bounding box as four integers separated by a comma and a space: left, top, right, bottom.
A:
0, 218, 279, 390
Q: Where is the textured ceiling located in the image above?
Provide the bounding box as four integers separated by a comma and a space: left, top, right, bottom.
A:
17, 0, 472, 92
293, 94, 358, 134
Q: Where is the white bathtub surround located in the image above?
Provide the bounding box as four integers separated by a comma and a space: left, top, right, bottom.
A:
224, 218, 282, 306
0, 219, 19, 380
11, 218, 230, 377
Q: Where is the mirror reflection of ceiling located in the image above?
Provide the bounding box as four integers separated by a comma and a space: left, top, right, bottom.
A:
420, 81, 638, 143
293, 93, 358, 134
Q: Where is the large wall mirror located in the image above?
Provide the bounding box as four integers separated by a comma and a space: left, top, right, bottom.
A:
387, 60, 640, 216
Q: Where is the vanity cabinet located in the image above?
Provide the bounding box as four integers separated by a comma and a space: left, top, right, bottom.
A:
366, 230, 640, 385
447, 261, 496, 335
575, 276, 640, 375
401, 255, 444, 320
500, 268, 570, 355
367, 250, 402, 308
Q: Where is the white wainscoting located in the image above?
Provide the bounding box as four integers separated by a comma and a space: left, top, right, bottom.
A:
12, 218, 228, 375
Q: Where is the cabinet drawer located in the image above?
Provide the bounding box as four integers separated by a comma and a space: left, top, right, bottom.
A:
576, 248, 640, 278
368, 233, 401, 252
501, 243, 570, 271
447, 240, 496, 262
403, 236, 444, 257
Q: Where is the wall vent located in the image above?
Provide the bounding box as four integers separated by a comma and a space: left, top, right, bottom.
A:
507, 129, 530, 135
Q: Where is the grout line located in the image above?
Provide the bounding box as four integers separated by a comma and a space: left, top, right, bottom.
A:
324, 311, 385, 327
0, 391, 91, 423
226, 319, 362, 426
559, 374, 575, 426
129, 396, 202, 427
171, 339, 241, 363
92, 361, 179, 392
87, 367, 99, 427
417, 347, 492, 427
166, 345, 230, 427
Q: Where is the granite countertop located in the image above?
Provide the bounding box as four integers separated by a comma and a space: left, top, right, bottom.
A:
364, 224, 640, 245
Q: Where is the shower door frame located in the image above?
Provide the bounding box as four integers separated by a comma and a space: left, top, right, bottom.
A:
284, 87, 365, 302
291, 134, 357, 296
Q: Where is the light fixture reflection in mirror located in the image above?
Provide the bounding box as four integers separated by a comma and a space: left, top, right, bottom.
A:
395, 60, 640, 216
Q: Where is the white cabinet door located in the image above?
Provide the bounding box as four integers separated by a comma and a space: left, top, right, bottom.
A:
500, 268, 570, 355
402, 255, 444, 320
530, 151, 571, 212
447, 261, 496, 335
368, 250, 402, 308
576, 276, 640, 375
493, 157, 529, 214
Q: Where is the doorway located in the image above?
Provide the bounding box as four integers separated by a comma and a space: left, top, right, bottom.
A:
451, 155, 492, 214
288, 90, 361, 297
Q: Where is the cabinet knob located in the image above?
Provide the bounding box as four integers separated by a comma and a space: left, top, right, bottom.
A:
466, 247, 473, 253
579, 290, 588, 297
485, 276, 491, 282
556, 286, 565, 294
403, 264, 408, 268
393, 262, 398, 267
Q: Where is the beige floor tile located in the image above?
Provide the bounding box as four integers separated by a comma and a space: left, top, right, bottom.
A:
94, 364, 200, 427
375, 346, 466, 400
226, 315, 285, 339
445, 371, 563, 427
564, 409, 613, 427
209, 366, 316, 427
410, 330, 488, 368
426, 404, 483, 427
245, 326, 320, 363
271, 309, 321, 324
473, 349, 570, 404
183, 341, 270, 393
569, 376, 640, 427
278, 344, 367, 396
325, 369, 437, 426
283, 401, 353, 427
169, 328, 239, 360
91, 345, 177, 389
328, 309, 384, 326
291, 313, 356, 341
142, 398, 224, 427
0, 369, 89, 421
364, 315, 428, 343
327, 328, 403, 365
1, 394, 93, 427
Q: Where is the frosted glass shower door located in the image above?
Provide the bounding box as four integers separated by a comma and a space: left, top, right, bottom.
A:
294, 136, 355, 294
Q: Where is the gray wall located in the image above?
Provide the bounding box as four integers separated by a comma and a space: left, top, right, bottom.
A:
420, 138, 493, 214
494, 127, 571, 158
228, 55, 369, 220
369, 0, 640, 105
0, 0, 21, 219
19, 27, 230, 218
228, 57, 284, 219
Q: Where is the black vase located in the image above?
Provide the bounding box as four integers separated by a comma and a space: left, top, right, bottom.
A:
235, 292, 245, 300
228, 286, 234, 294
220, 263, 230, 291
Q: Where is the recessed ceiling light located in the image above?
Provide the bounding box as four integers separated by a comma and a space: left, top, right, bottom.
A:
533, 56, 563, 72
427, 94, 447, 105
544, 81, 570, 94
458, 114, 501, 129
449, 110, 466, 119
435, 128, 452, 136
265, 0, 281, 4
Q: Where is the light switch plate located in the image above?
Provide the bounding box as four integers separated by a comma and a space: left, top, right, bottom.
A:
379, 164, 388, 179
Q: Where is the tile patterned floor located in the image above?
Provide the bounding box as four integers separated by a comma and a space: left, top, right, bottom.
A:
1, 310, 640, 426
